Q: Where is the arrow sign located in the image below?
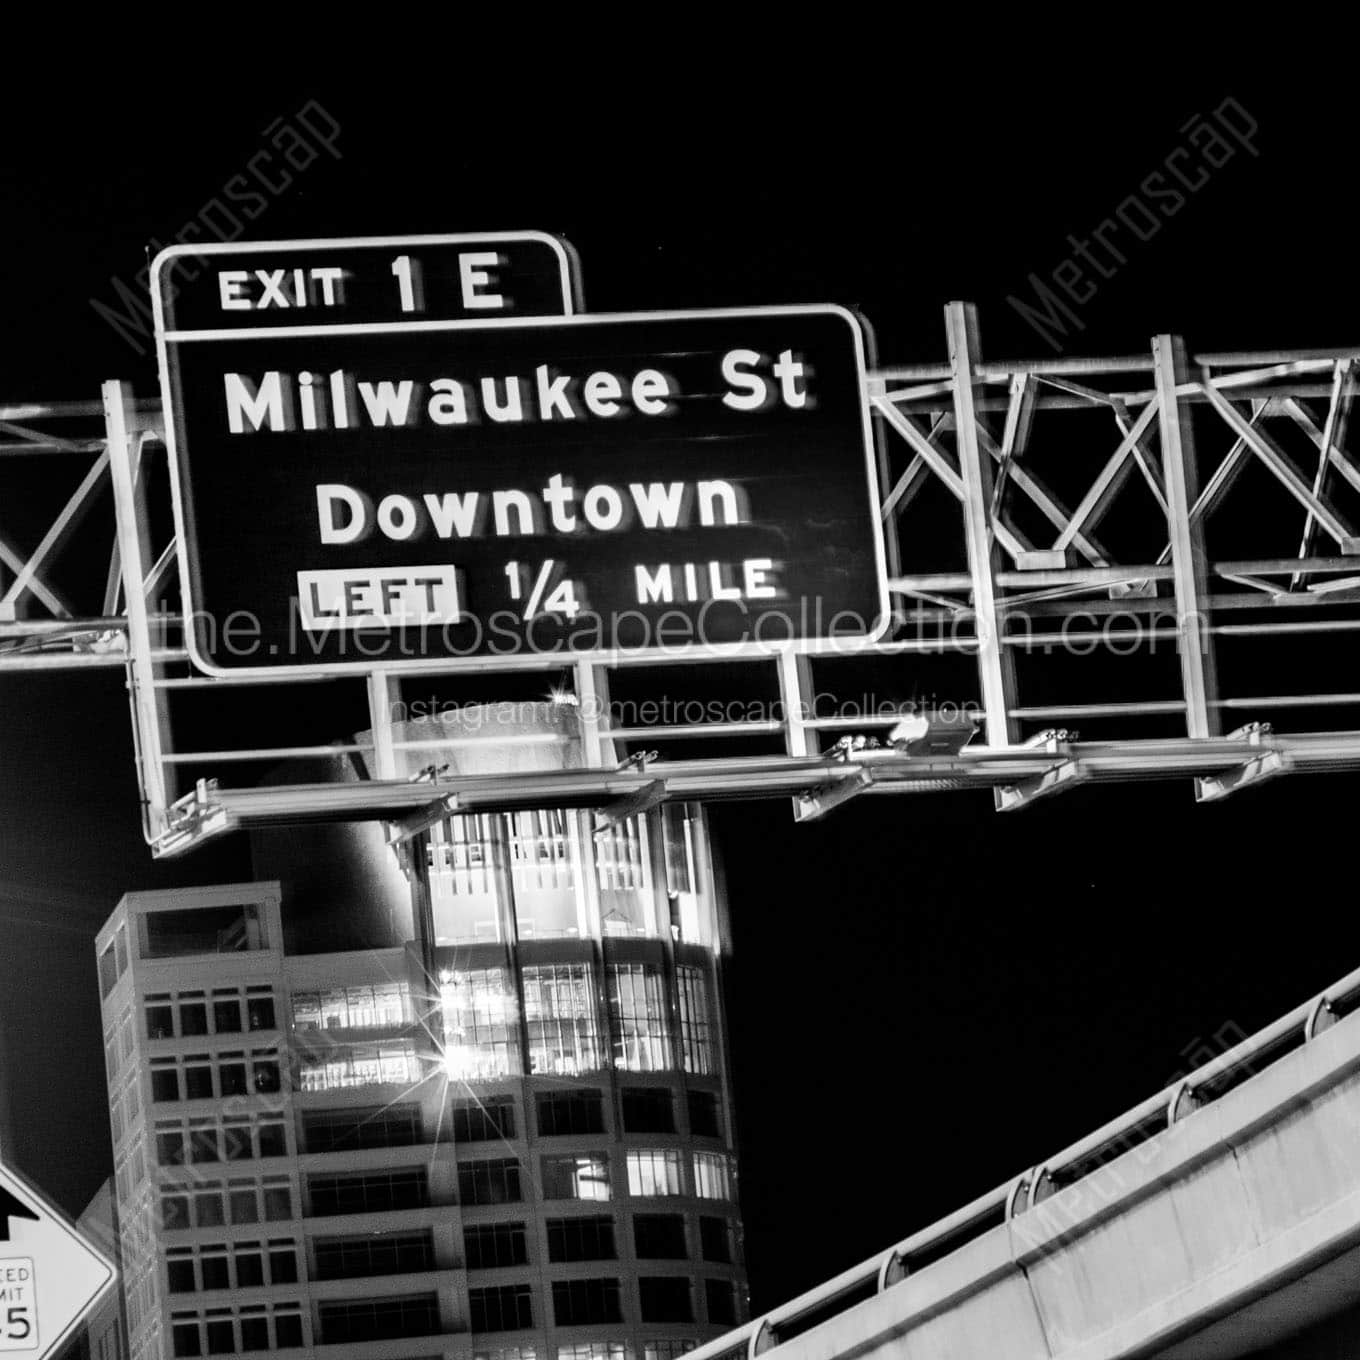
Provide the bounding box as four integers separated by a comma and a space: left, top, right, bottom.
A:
0, 1193, 37, 1244
0, 1160, 115, 1360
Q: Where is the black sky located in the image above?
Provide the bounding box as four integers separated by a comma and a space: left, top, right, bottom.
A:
2, 57, 1358, 1312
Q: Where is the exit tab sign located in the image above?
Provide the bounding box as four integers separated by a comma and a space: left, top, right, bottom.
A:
151, 232, 581, 334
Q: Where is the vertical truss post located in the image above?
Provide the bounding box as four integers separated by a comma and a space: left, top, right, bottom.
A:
104, 380, 175, 842
1152, 336, 1220, 739
946, 302, 1017, 748
366, 670, 401, 779
776, 651, 819, 758
574, 660, 618, 767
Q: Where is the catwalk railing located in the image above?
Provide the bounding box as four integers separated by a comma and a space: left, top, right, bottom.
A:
682, 959, 1360, 1360
3, 303, 1360, 854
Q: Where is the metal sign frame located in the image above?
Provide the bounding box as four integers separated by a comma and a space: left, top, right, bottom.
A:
5, 301, 1360, 857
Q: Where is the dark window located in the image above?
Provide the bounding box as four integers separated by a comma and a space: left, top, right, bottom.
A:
222, 1125, 252, 1162
706, 1278, 736, 1326
200, 1254, 229, 1290
314, 1232, 435, 1280
195, 1192, 224, 1227
252, 1059, 281, 1094
230, 1190, 258, 1225
268, 1243, 298, 1284
189, 1128, 219, 1164
273, 1312, 303, 1348
621, 1087, 675, 1134
257, 1119, 287, 1159
151, 1069, 180, 1102
98, 944, 118, 1001
687, 1090, 721, 1139
166, 1256, 195, 1293
464, 1222, 528, 1270
547, 1216, 615, 1262
318, 1294, 438, 1344
204, 1317, 233, 1354
634, 1214, 687, 1259
213, 999, 242, 1033
239, 1316, 268, 1351
179, 1003, 208, 1037
161, 1194, 190, 1230
184, 1064, 213, 1100
552, 1278, 622, 1326
262, 1185, 292, 1221
144, 905, 262, 959
171, 1320, 200, 1357
147, 1005, 175, 1040
156, 1131, 186, 1166
469, 1285, 533, 1332
639, 1276, 693, 1323
247, 996, 276, 1032
308, 1171, 427, 1217
451, 1096, 515, 1142
700, 1216, 732, 1263
218, 1062, 247, 1097
458, 1158, 521, 1205
537, 1089, 605, 1137
233, 1247, 263, 1288
303, 1106, 420, 1153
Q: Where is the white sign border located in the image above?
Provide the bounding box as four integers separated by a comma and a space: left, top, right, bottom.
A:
152, 258, 889, 678
0, 1160, 117, 1360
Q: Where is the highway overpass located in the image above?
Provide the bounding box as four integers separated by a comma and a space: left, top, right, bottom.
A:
688, 965, 1360, 1360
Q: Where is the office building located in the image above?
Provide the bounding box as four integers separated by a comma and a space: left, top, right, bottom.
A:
93, 705, 746, 1360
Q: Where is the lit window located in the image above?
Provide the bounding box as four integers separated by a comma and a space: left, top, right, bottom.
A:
693, 1153, 732, 1201
541, 1154, 611, 1201
558, 1345, 627, 1360
627, 1150, 682, 1198
439, 969, 520, 1080
523, 963, 601, 1075
607, 964, 672, 1072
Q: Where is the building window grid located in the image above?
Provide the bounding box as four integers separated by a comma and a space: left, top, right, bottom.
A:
627, 1150, 683, 1198
537, 1088, 605, 1137
464, 1222, 528, 1270
547, 1216, 616, 1263
317, 1294, 440, 1344
469, 1283, 534, 1333
675, 967, 714, 1077
542, 1154, 611, 1202
297, 1040, 419, 1093
169, 1304, 302, 1357
458, 1158, 523, 1206
522, 963, 601, 1076
290, 983, 408, 1032
313, 1230, 435, 1279
692, 1153, 733, 1201
508, 808, 574, 896
439, 968, 520, 1080
559, 1346, 628, 1360
307, 1169, 428, 1217
161, 1178, 293, 1231
551, 1278, 622, 1327
452, 1096, 517, 1142
150, 1050, 282, 1103
146, 989, 279, 1043
607, 964, 672, 1073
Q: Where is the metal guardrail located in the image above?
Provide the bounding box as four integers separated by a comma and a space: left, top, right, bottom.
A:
686, 960, 1360, 1360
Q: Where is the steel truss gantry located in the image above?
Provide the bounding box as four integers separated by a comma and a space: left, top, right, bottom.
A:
4, 302, 1360, 856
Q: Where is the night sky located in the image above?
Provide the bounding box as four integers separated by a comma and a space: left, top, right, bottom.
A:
2, 60, 1359, 1314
